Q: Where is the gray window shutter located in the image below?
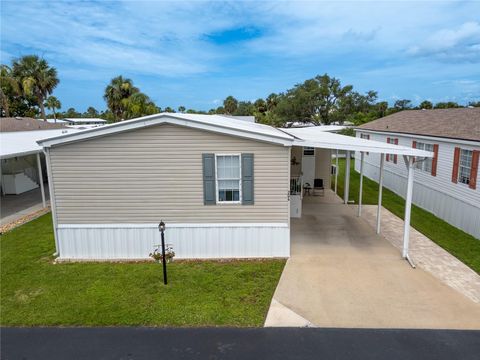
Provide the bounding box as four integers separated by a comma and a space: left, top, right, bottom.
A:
202, 153, 216, 205
242, 153, 254, 205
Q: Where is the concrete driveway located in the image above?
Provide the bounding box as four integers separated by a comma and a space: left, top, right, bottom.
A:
266, 191, 480, 329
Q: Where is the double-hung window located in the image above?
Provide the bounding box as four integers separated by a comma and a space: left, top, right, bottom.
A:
386, 137, 398, 163
415, 142, 434, 173
458, 149, 473, 185
360, 134, 370, 155
216, 154, 241, 203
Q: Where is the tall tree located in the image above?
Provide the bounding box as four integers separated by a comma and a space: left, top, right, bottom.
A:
276, 74, 353, 125
434, 101, 461, 109
104, 76, 139, 121
45, 95, 61, 121
11, 55, 59, 120
418, 100, 433, 109
85, 106, 99, 117
223, 96, 238, 115
0, 65, 20, 117
178, 106, 186, 113
393, 99, 412, 111
122, 92, 159, 119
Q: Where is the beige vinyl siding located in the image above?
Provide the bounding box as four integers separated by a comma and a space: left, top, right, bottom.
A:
49, 124, 289, 224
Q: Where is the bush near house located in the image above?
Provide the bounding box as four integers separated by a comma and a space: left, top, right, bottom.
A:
0, 214, 285, 326
333, 158, 480, 274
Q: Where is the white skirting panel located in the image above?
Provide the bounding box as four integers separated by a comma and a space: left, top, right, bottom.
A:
57, 223, 290, 260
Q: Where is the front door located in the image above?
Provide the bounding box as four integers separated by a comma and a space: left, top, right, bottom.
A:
302, 147, 315, 188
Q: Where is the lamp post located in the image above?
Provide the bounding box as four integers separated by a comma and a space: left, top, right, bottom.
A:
158, 220, 167, 285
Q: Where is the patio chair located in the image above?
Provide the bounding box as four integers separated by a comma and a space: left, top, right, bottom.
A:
313, 178, 325, 196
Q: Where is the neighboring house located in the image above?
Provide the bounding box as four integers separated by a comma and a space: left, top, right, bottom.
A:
46, 117, 107, 126
355, 108, 480, 239
37, 113, 430, 260
0, 117, 73, 197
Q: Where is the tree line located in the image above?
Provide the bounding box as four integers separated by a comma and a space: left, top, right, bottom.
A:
1, 55, 479, 125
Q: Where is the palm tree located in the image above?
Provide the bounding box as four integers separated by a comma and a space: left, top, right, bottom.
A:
103, 76, 139, 121
11, 55, 59, 120
0, 65, 20, 117
121, 92, 159, 120
45, 95, 61, 122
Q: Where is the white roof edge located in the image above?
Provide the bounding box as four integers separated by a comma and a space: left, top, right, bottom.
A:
355, 128, 480, 145
292, 139, 433, 157
37, 113, 294, 148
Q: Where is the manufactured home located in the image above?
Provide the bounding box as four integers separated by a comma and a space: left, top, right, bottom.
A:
37, 113, 431, 260
355, 108, 480, 239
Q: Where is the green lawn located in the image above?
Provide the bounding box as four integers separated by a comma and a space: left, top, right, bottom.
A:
333, 158, 480, 274
1, 214, 285, 326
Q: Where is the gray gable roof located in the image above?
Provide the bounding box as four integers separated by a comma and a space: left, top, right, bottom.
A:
0, 117, 67, 132
358, 108, 480, 142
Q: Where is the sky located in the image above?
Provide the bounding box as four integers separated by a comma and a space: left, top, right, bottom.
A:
1, 0, 480, 112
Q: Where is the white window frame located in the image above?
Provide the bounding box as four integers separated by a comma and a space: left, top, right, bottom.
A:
458, 149, 473, 186
215, 153, 242, 204
415, 142, 434, 173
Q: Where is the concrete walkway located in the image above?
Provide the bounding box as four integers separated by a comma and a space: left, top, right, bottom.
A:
1, 186, 49, 226
265, 191, 480, 329
359, 204, 480, 304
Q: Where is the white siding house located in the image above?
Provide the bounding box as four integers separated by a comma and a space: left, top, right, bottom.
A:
355, 108, 480, 239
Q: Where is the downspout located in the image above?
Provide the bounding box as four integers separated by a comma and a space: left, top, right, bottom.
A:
44, 147, 60, 257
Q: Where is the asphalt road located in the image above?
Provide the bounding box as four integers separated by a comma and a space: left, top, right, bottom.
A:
2, 327, 480, 360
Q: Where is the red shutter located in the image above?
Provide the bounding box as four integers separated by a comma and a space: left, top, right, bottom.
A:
386, 137, 390, 162
431, 144, 439, 177
452, 147, 460, 183
393, 139, 398, 164
469, 150, 479, 190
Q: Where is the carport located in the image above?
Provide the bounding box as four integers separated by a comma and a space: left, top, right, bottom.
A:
1, 128, 79, 221
283, 127, 433, 266
265, 192, 480, 328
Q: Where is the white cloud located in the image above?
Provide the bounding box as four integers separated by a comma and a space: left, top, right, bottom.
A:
408, 21, 480, 62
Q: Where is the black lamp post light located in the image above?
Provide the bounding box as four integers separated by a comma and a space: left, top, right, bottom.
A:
158, 220, 168, 285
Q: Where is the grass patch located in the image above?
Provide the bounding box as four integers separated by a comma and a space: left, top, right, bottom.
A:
1, 214, 285, 326
333, 158, 480, 274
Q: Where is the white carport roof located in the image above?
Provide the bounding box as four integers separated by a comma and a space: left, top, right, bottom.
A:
282, 127, 433, 158
0, 129, 82, 159
36, 113, 432, 158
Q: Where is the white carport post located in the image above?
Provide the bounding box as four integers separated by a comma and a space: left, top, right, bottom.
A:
344, 150, 350, 204
334, 149, 339, 194
402, 155, 415, 268
357, 151, 364, 217
376, 153, 384, 234
36, 152, 46, 208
